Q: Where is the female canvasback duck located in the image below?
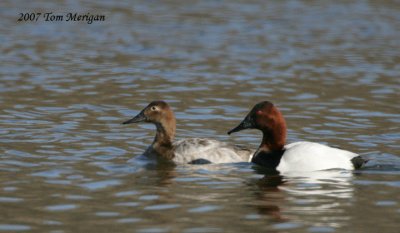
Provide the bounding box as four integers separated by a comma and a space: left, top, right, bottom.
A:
123, 101, 254, 164
228, 101, 367, 173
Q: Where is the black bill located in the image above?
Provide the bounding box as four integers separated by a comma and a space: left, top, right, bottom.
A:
227, 115, 254, 135
122, 110, 146, 124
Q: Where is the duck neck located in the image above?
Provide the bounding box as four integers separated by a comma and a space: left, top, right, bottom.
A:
151, 120, 176, 160
258, 108, 287, 153
259, 129, 286, 153
251, 130, 286, 170
251, 116, 287, 169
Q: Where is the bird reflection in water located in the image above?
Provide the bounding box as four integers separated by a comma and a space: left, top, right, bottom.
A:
248, 167, 356, 227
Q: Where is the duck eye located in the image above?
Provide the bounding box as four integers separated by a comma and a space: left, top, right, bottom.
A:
151, 106, 157, 111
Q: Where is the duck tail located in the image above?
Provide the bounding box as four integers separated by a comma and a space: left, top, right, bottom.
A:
351, 156, 369, 169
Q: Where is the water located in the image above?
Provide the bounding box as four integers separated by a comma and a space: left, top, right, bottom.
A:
1, 0, 400, 232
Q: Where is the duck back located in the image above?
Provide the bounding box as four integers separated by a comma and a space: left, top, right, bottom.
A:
173, 138, 254, 164
276, 141, 358, 173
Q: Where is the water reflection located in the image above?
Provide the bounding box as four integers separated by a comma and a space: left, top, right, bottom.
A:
248, 175, 286, 221
280, 170, 354, 198
245, 169, 356, 229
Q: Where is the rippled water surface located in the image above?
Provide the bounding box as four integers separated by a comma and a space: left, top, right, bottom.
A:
1, 0, 400, 232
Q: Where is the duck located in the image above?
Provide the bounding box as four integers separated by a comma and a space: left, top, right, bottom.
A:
227, 101, 367, 173
122, 101, 254, 164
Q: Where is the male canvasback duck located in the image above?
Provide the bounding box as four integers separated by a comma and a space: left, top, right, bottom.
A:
123, 101, 254, 164
228, 101, 367, 173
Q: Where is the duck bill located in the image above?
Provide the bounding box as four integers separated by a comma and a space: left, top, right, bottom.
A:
122, 110, 146, 124
227, 116, 253, 135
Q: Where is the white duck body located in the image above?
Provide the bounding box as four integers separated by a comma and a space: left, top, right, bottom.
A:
276, 141, 359, 173
172, 138, 254, 164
